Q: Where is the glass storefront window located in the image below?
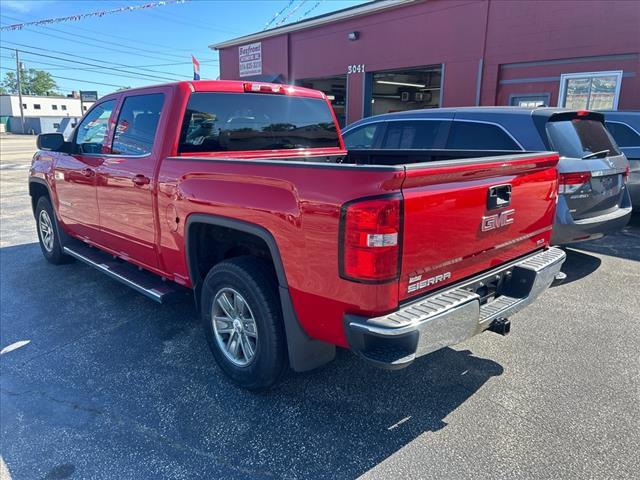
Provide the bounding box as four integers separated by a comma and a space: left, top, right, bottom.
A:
370, 66, 442, 116
510, 94, 550, 107
559, 71, 622, 110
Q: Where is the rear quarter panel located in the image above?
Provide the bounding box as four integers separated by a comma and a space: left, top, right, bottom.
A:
156, 157, 405, 347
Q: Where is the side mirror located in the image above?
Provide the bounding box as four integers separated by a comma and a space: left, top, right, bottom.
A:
37, 133, 68, 152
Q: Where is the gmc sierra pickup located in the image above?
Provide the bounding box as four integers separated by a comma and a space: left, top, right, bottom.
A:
30, 81, 566, 389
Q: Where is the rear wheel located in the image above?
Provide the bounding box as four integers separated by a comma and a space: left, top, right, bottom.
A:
201, 256, 287, 390
35, 196, 72, 265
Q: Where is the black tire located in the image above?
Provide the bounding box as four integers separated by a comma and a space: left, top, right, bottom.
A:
35, 196, 73, 265
201, 256, 288, 390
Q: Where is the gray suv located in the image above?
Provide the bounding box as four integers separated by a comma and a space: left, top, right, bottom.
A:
343, 107, 632, 245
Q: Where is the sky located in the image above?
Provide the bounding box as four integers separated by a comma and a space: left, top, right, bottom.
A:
0, 0, 366, 97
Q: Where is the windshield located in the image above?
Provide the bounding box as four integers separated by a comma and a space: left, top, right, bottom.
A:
179, 92, 339, 153
546, 118, 620, 159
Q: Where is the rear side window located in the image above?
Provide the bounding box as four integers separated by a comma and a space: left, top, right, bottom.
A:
382, 120, 449, 149
546, 119, 621, 158
446, 121, 520, 150
605, 122, 640, 147
112, 93, 164, 156
343, 123, 379, 149
179, 92, 339, 153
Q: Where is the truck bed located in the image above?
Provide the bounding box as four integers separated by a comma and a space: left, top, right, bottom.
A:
344, 148, 527, 166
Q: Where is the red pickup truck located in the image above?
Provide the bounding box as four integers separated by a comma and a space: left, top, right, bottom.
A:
30, 81, 565, 389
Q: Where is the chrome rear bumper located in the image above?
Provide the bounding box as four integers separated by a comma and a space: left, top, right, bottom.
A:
344, 248, 566, 369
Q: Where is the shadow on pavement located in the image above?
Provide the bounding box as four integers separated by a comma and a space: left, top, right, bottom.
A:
552, 248, 602, 287
572, 212, 640, 262
1, 242, 503, 479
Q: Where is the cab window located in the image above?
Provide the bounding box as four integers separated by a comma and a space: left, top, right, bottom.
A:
75, 100, 116, 154
179, 92, 339, 153
112, 93, 164, 156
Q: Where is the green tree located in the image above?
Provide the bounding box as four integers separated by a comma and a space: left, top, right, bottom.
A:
1, 68, 59, 96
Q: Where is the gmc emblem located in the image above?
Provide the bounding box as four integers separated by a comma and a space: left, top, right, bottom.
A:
482, 209, 515, 231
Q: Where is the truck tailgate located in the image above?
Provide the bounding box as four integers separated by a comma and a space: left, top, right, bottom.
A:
399, 152, 559, 301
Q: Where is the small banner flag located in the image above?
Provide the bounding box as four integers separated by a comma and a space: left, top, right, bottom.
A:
192, 55, 200, 80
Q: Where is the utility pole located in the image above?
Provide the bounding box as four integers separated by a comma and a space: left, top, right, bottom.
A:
15, 49, 25, 134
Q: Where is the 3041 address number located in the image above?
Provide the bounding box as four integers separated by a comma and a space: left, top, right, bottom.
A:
347, 64, 366, 74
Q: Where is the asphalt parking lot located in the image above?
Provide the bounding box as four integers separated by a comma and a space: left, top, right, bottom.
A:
1, 134, 639, 480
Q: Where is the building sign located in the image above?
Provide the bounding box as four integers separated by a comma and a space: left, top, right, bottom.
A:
239, 42, 262, 77
79, 91, 98, 102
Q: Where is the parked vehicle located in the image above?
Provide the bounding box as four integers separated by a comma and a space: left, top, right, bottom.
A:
30, 81, 565, 389
343, 107, 632, 244
602, 111, 640, 210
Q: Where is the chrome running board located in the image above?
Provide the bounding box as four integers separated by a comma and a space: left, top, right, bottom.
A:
63, 242, 186, 303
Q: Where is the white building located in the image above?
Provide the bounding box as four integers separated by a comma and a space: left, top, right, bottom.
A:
0, 94, 95, 135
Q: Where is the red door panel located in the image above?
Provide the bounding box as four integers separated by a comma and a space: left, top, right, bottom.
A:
96, 90, 168, 269
96, 156, 158, 267
54, 99, 117, 240
54, 153, 102, 240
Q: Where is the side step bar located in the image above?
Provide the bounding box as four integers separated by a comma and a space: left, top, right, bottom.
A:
63, 242, 188, 303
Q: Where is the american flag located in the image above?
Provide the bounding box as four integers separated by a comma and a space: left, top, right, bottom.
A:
192, 55, 200, 81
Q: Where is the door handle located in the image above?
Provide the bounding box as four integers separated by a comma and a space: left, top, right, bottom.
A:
132, 174, 150, 186
81, 168, 95, 178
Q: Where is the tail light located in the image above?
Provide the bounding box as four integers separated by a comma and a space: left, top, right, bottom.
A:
623, 165, 630, 182
243, 82, 286, 94
339, 195, 402, 283
559, 171, 591, 194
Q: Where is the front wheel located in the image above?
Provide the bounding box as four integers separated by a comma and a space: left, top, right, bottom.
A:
35, 196, 73, 265
201, 256, 288, 390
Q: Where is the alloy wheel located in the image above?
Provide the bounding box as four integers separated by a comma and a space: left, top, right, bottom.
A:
211, 287, 258, 366
38, 209, 55, 253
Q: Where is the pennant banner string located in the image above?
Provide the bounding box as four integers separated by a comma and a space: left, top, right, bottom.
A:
1, 0, 190, 31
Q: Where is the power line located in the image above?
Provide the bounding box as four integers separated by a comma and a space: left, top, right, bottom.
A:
144, 10, 238, 35
0, 54, 213, 73
276, 1, 308, 27
144, 9, 240, 35
15, 24, 190, 63
264, 1, 296, 30
1, 42, 182, 81
119, 59, 218, 67
0, 13, 193, 63
0, 66, 128, 89
1, 41, 185, 79
0, 12, 220, 79
0, 54, 175, 84
297, 1, 324, 22
0, 45, 178, 83
0, 12, 221, 58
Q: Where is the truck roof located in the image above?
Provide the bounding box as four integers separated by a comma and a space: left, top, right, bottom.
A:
100, 80, 326, 101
